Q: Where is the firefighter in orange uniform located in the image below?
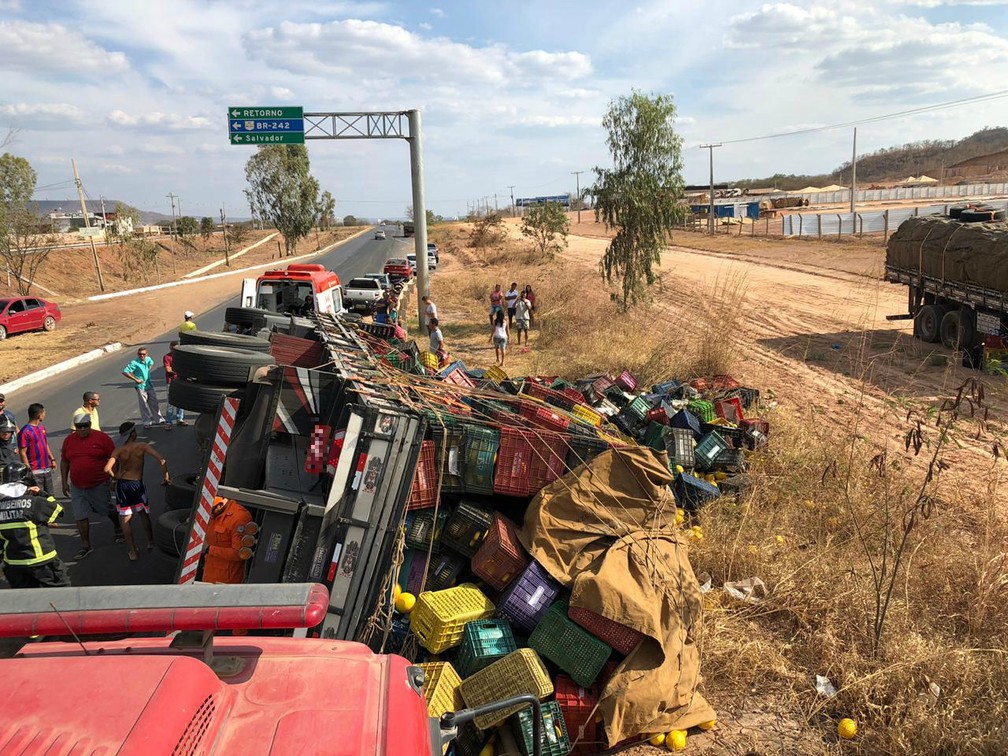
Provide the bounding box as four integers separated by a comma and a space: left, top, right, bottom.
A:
202, 496, 253, 584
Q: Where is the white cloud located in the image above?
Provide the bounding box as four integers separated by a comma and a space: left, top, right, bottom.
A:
270, 86, 295, 99
0, 21, 128, 75
99, 164, 134, 175
107, 110, 215, 130
430, 7, 445, 17
140, 140, 186, 156
0, 102, 89, 129
419, 22, 432, 30
514, 115, 600, 128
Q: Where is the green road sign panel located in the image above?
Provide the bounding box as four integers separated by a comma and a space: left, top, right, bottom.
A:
230, 132, 306, 145
228, 106, 303, 120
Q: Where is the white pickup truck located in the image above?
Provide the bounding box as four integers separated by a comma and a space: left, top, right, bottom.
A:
343, 276, 385, 313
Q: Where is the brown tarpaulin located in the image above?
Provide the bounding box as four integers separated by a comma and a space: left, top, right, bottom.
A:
518, 446, 715, 746
886, 215, 1008, 291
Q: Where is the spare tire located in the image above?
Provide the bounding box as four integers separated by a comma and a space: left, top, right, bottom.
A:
165, 472, 200, 511
180, 329, 271, 353
225, 307, 269, 330
172, 344, 275, 385
169, 380, 245, 414
949, 206, 967, 219
960, 208, 1006, 223
155, 509, 190, 557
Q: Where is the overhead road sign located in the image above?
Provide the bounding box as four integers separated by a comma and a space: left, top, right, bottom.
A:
516, 194, 571, 208
228, 106, 305, 145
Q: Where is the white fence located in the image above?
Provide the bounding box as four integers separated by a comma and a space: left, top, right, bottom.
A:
782, 200, 1008, 238
796, 182, 1008, 206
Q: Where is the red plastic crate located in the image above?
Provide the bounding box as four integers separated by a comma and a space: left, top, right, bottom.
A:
590, 375, 614, 399
517, 403, 570, 433
554, 674, 600, 754
406, 440, 438, 510
471, 512, 529, 591
689, 377, 709, 392
645, 407, 668, 425
442, 366, 477, 389
561, 387, 585, 404
567, 605, 645, 656
493, 427, 567, 496
711, 374, 741, 390
614, 370, 637, 391
715, 397, 745, 424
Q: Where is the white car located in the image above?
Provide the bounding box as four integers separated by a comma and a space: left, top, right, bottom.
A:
374, 230, 386, 240
427, 252, 438, 270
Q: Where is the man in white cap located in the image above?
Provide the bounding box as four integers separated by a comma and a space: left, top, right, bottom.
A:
104, 421, 169, 561
178, 310, 197, 334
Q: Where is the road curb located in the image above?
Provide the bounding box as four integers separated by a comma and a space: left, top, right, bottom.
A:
0, 342, 123, 397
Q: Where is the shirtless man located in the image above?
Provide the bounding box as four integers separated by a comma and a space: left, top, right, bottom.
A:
103, 421, 170, 560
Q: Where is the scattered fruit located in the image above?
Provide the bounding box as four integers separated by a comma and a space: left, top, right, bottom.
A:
698, 719, 716, 731
649, 732, 666, 746
675, 465, 685, 474
666, 729, 687, 751
775, 535, 786, 544
714, 471, 728, 481
394, 592, 416, 613
837, 718, 857, 740
689, 526, 704, 542
393, 583, 402, 597
803, 499, 817, 510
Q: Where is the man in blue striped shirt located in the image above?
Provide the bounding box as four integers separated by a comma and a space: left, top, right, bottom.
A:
17, 403, 57, 496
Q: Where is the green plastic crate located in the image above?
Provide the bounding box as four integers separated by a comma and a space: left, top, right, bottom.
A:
512, 701, 570, 756
428, 414, 466, 494
694, 429, 730, 472
454, 619, 517, 678
687, 399, 716, 423
462, 424, 500, 495
406, 508, 450, 553
625, 395, 653, 422
642, 421, 671, 451
528, 599, 611, 688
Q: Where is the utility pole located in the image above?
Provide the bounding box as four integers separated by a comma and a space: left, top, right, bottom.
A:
508, 185, 515, 216
850, 127, 857, 214
71, 159, 105, 291
494, 193, 498, 212
166, 192, 179, 239
572, 171, 584, 224
99, 195, 107, 229
699, 144, 721, 234
220, 207, 231, 267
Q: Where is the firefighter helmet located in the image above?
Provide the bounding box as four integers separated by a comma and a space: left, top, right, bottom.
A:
0, 462, 35, 487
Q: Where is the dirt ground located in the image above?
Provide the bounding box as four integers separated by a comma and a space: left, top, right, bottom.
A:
0, 227, 361, 383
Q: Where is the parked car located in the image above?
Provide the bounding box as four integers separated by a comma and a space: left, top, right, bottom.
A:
406, 254, 417, 273
426, 251, 438, 270
383, 258, 412, 282
343, 277, 386, 312
427, 242, 439, 262
374, 230, 386, 240
363, 272, 392, 291
0, 296, 61, 340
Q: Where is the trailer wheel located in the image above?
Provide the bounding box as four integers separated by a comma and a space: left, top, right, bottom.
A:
165, 473, 200, 511
155, 509, 191, 557
180, 329, 271, 353
224, 306, 268, 330
915, 304, 943, 343
169, 380, 246, 414
957, 309, 978, 350
940, 310, 962, 350
171, 345, 275, 385
194, 412, 216, 447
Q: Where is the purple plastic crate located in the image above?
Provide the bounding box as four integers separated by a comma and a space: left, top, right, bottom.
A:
496, 559, 563, 634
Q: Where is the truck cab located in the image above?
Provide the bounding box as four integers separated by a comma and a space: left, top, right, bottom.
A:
241, 264, 344, 317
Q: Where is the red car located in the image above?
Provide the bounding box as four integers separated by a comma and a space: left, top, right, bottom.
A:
383, 257, 413, 282
0, 295, 61, 340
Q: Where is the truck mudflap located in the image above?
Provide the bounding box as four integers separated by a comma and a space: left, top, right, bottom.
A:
316, 403, 425, 640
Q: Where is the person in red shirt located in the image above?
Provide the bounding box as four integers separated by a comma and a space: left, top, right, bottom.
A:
203, 496, 254, 584
163, 340, 188, 427
60, 412, 120, 560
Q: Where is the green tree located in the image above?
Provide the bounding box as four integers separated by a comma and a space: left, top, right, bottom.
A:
199, 216, 215, 240
244, 144, 320, 256
342, 214, 358, 226
0, 153, 57, 295
591, 91, 685, 306
521, 201, 569, 258
318, 190, 335, 230
177, 216, 199, 237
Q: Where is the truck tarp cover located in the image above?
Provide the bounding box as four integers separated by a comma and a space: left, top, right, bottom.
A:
518, 446, 716, 745
886, 216, 1008, 290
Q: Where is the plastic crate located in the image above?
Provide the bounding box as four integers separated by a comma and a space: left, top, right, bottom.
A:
719, 474, 751, 499
441, 500, 494, 558
740, 418, 770, 449
518, 402, 571, 433
694, 430, 731, 471
567, 604, 645, 655
410, 584, 496, 653
645, 406, 670, 426
528, 599, 611, 687
406, 440, 438, 511
725, 386, 761, 410
701, 421, 744, 450
454, 618, 518, 677
614, 369, 638, 392
669, 408, 703, 441
471, 512, 529, 591
565, 434, 610, 471
447, 723, 486, 756
484, 364, 508, 383
674, 472, 721, 512
652, 379, 683, 395
419, 350, 440, 371
603, 384, 631, 409
496, 559, 563, 633
664, 427, 696, 470
554, 675, 600, 753
493, 427, 567, 498
440, 361, 477, 389
642, 421, 671, 451
457, 648, 554, 729
403, 549, 429, 595
589, 375, 614, 398
715, 397, 745, 424
713, 447, 747, 473
406, 508, 450, 554
417, 661, 464, 717
461, 424, 500, 495
429, 415, 466, 494
687, 399, 716, 423
427, 551, 468, 591
513, 700, 571, 756
571, 403, 603, 427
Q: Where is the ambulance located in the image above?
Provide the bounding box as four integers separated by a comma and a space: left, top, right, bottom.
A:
240, 263, 345, 317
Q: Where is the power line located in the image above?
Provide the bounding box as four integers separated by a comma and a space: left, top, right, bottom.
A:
711, 88, 1008, 146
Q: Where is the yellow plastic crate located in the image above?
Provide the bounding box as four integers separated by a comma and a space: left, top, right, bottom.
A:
571, 403, 603, 427
458, 648, 554, 729
410, 584, 495, 653
485, 365, 508, 383
419, 350, 440, 370
417, 661, 463, 717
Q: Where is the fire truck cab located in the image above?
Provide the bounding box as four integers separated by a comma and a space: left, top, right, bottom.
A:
241, 264, 345, 317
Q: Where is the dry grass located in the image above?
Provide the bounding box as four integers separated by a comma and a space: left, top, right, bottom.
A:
429, 221, 1008, 753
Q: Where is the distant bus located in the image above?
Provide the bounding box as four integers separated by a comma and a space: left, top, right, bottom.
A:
403, 221, 414, 238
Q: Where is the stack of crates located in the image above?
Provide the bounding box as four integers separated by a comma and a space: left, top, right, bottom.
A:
453, 618, 517, 677
528, 599, 612, 687
410, 585, 496, 653
494, 428, 567, 497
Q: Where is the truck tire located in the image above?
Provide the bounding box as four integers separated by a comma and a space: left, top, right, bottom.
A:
940, 310, 962, 350
949, 206, 967, 219
180, 329, 271, 353
960, 208, 1006, 223
194, 412, 215, 447
956, 308, 978, 350
165, 473, 200, 511
171, 345, 275, 385
915, 304, 943, 343
169, 380, 246, 414
224, 307, 269, 331
155, 509, 190, 557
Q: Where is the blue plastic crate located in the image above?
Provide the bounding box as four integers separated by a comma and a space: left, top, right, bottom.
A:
674, 472, 721, 511
669, 408, 703, 441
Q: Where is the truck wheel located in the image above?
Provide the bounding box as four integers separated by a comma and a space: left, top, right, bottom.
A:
915, 305, 943, 343
956, 308, 978, 350
940, 310, 962, 350
180, 329, 271, 353
155, 509, 190, 557
171, 345, 275, 385
169, 380, 246, 414
165, 473, 200, 511
224, 307, 268, 331
194, 412, 216, 447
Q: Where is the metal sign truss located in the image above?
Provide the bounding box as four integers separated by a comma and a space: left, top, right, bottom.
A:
304, 111, 410, 140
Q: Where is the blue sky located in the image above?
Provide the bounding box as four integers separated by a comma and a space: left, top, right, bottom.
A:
2, 0, 1007, 220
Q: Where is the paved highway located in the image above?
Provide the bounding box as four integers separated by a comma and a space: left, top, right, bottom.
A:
1, 226, 410, 589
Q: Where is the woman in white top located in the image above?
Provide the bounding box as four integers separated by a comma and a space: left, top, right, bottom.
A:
490, 310, 510, 366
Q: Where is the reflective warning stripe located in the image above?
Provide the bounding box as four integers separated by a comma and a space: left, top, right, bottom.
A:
0, 521, 57, 565
177, 397, 239, 585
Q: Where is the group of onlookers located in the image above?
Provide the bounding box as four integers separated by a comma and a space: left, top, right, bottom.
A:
489, 283, 536, 366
